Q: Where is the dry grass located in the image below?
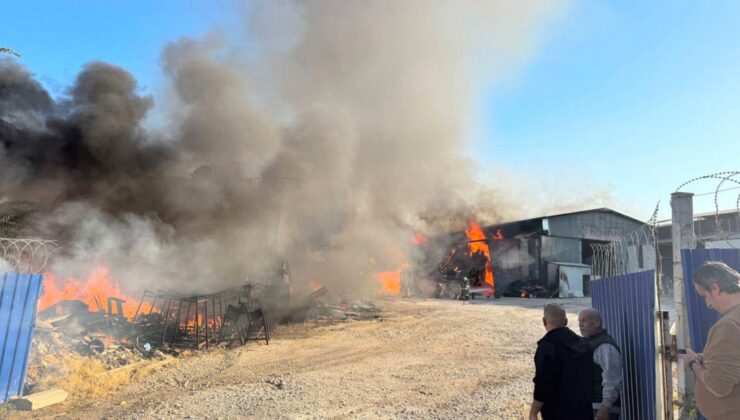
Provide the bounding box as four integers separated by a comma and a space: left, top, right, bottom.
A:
62, 356, 179, 398
61, 357, 132, 397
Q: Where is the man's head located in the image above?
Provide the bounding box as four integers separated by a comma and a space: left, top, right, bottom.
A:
578, 308, 603, 337
693, 261, 740, 314
543, 303, 567, 331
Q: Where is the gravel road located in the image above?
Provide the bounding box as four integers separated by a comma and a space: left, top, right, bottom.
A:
18, 297, 591, 419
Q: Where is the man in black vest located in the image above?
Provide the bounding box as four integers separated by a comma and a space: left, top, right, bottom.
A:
579, 308, 622, 420
529, 304, 593, 420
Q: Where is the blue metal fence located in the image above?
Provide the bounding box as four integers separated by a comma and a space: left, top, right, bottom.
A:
591, 270, 656, 420
0, 272, 44, 403
681, 248, 740, 351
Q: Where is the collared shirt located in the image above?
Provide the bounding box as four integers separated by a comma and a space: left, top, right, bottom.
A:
593, 342, 622, 411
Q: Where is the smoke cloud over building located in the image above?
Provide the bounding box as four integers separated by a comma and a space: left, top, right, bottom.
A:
0, 1, 568, 295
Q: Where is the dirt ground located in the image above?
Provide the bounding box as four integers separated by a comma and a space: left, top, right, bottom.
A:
12, 297, 592, 420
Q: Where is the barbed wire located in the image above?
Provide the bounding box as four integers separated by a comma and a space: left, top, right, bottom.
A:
591, 202, 661, 281
693, 185, 740, 197
674, 171, 740, 248
592, 172, 740, 297
0, 238, 60, 274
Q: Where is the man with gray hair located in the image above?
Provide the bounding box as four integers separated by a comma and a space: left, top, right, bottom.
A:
579, 308, 622, 420
678, 261, 740, 420
529, 303, 592, 420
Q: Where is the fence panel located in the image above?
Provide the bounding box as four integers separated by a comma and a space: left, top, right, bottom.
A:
681, 249, 740, 351
591, 270, 656, 420
0, 272, 44, 403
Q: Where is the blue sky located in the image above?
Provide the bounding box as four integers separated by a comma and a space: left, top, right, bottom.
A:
479, 2, 740, 219
0, 0, 238, 94
2, 1, 739, 220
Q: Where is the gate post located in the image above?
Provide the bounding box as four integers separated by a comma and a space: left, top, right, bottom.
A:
671, 192, 695, 417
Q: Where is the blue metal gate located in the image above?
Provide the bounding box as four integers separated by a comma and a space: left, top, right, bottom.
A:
0, 272, 44, 403
591, 270, 656, 420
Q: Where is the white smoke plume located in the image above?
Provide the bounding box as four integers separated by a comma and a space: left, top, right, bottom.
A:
0, 1, 569, 296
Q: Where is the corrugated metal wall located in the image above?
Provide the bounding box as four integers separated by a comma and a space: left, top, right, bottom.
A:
0, 272, 44, 403
540, 236, 582, 264
681, 248, 740, 354
591, 270, 656, 420
547, 211, 643, 241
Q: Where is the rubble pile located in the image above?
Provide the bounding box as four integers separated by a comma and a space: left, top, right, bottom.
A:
22, 282, 382, 399
25, 306, 173, 396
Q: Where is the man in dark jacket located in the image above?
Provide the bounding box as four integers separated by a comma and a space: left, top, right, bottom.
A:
529, 304, 593, 420
579, 308, 622, 420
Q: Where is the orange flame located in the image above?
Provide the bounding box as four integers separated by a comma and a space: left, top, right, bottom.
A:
464, 221, 494, 291
185, 314, 204, 328
374, 269, 402, 294
39, 266, 140, 319
373, 244, 411, 294
412, 233, 428, 246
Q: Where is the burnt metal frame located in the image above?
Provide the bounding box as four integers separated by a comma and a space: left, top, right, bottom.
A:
216, 284, 270, 345
131, 286, 258, 349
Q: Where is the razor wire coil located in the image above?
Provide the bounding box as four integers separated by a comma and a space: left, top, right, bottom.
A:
591, 202, 662, 286
674, 172, 740, 248
0, 238, 59, 274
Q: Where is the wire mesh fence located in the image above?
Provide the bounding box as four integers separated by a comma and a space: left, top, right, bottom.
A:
591, 204, 660, 280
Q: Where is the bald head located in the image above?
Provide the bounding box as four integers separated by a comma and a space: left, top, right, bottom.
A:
543, 304, 567, 330
578, 308, 603, 337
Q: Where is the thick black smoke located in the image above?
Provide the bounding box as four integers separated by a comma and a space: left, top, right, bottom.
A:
0, 1, 569, 295
0, 61, 170, 211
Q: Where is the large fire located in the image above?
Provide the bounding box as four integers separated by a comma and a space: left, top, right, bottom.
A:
374, 265, 405, 294
373, 233, 426, 294
465, 221, 494, 290
38, 266, 140, 319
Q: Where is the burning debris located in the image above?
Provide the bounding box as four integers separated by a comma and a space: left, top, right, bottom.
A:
0, 1, 570, 412
33, 282, 271, 355
22, 272, 382, 404
0, 0, 550, 304
465, 222, 496, 291
428, 221, 503, 300
132, 288, 245, 350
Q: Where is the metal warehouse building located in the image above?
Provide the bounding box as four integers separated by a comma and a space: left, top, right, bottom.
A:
443, 208, 646, 297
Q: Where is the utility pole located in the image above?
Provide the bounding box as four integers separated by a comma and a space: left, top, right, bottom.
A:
671, 192, 695, 418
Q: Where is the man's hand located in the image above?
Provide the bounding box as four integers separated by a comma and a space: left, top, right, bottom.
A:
677, 348, 699, 364
528, 399, 543, 420
595, 406, 610, 420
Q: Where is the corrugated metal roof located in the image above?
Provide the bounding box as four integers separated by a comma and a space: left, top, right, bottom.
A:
0, 272, 44, 403
496, 207, 646, 228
